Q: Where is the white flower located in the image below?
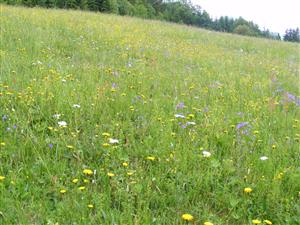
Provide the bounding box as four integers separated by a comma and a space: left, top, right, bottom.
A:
260, 156, 268, 161
202, 151, 211, 158
186, 121, 196, 125
61, 79, 66, 82
174, 114, 185, 118
53, 114, 61, 119
109, 138, 119, 144
72, 104, 81, 108
58, 121, 67, 127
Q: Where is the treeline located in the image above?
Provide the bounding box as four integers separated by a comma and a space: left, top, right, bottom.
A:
1, 0, 299, 42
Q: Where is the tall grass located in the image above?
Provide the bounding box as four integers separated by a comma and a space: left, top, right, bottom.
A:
0, 5, 299, 225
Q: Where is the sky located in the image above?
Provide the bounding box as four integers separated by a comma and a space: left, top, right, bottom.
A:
192, 0, 300, 35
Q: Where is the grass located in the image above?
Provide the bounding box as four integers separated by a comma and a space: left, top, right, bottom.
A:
0, 4, 300, 225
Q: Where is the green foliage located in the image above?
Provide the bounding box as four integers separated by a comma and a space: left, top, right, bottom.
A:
284, 28, 300, 42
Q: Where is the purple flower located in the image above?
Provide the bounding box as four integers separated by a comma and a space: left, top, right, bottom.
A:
49, 143, 53, 149
236, 122, 249, 130
176, 102, 185, 110
112, 83, 117, 88
13, 124, 17, 129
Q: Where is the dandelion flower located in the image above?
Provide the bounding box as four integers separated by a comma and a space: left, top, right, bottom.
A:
83, 169, 93, 175
107, 172, 115, 177
263, 220, 272, 224
102, 143, 110, 147
181, 213, 194, 221
72, 178, 79, 183
204, 222, 214, 225
87, 204, 94, 208
78, 186, 85, 190
0, 142, 5, 146
122, 162, 129, 167
60, 189, 67, 194
0, 176, 5, 181
66, 145, 74, 149
252, 219, 262, 224
102, 132, 110, 137
146, 156, 155, 161
244, 187, 253, 193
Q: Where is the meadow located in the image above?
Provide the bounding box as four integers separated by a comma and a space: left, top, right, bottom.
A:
0, 4, 300, 225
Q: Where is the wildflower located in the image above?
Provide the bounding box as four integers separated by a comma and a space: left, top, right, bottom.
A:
176, 102, 185, 109
263, 220, 272, 224
272, 144, 276, 149
107, 172, 115, 177
186, 121, 196, 126
202, 151, 211, 158
188, 113, 194, 119
53, 114, 61, 119
102, 132, 110, 137
236, 122, 249, 129
0, 142, 5, 146
204, 222, 214, 225
2, 115, 8, 122
181, 213, 194, 221
58, 121, 67, 127
175, 114, 185, 119
87, 204, 94, 208
66, 145, 74, 149
83, 169, 93, 175
102, 143, 110, 147
72, 178, 79, 183
78, 186, 85, 190
83, 179, 89, 183
49, 143, 53, 149
0, 176, 5, 181
146, 156, 155, 161
72, 104, 80, 108
244, 187, 253, 193
109, 138, 119, 144
260, 156, 268, 161
252, 219, 262, 224
129, 106, 135, 111
60, 189, 67, 194
122, 162, 128, 167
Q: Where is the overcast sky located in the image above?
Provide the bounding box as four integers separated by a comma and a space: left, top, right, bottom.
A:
192, 0, 300, 35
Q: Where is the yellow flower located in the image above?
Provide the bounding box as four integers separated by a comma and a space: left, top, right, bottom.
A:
102, 132, 110, 137
0, 176, 5, 181
66, 145, 74, 149
0, 142, 6, 146
252, 219, 262, 224
181, 213, 194, 221
78, 186, 85, 190
127, 171, 134, 176
83, 179, 89, 183
87, 204, 94, 208
146, 156, 155, 161
204, 222, 214, 225
244, 187, 253, 193
60, 189, 67, 194
102, 143, 110, 147
107, 172, 115, 177
83, 169, 93, 175
72, 178, 79, 183
263, 220, 272, 224
272, 144, 276, 149
122, 162, 129, 167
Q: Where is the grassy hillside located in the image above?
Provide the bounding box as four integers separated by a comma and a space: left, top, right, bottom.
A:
0, 5, 300, 225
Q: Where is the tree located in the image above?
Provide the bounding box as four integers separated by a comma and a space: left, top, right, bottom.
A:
284, 28, 300, 42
